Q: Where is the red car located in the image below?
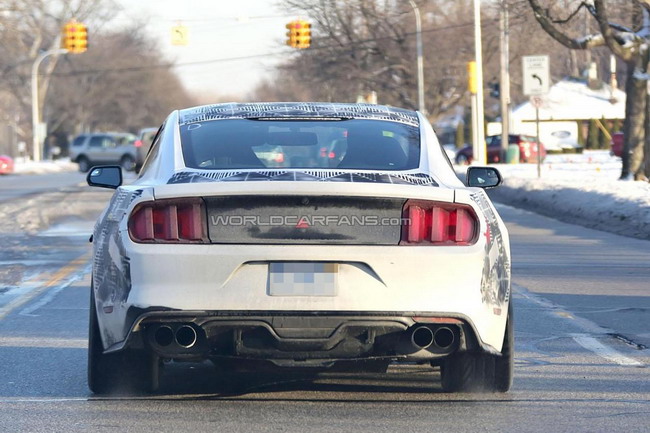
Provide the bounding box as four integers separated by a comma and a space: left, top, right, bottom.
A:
610, 132, 624, 158
0, 155, 14, 175
455, 134, 546, 165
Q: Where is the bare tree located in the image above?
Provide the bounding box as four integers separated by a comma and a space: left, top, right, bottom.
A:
528, 0, 650, 180
0, 0, 117, 153
0, 0, 195, 156
46, 24, 195, 136
254, 0, 477, 117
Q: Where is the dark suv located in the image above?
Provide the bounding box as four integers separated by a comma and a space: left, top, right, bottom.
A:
455, 134, 546, 164
69, 133, 138, 172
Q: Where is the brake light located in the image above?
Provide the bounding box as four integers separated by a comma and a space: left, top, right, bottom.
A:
401, 200, 478, 245
128, 198, 207, 243
134, 139, 143, 147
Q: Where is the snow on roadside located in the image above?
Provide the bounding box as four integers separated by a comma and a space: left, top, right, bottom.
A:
13, 158, 77, 175
484, 151, 650, 240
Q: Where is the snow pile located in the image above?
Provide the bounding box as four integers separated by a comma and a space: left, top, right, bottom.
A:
512, 77, 626, 122
484, 151, 650, 240
13, 158, 77, 175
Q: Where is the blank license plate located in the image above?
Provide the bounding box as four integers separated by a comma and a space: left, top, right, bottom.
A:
268, 262, 338, 296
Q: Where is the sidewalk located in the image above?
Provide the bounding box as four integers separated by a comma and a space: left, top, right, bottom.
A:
13, 158, 77, 175
482, 151, 650, 240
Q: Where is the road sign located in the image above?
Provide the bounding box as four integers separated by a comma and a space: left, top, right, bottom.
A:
523, 55, 549, 96
171, 25, 188, 46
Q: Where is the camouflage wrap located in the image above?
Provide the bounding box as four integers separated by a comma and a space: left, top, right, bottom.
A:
179, 102, 419, 127
168, 170, 439, 187
471, 191, 511, 313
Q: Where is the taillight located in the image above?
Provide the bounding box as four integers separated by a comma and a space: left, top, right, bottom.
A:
401, 200, 478, 245
128, 198, 207, 243
134, 139, 143, 148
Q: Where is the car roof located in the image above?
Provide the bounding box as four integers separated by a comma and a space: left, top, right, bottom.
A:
178, 102, 419, 128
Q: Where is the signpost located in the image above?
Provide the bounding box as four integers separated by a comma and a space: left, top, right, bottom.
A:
522, 55, 549, 178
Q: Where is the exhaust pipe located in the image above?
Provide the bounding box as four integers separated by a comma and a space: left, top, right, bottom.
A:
433, 327, 455, 349
411, 326, 434, 349
154, 326, 174, 347
175, 325, 198, 348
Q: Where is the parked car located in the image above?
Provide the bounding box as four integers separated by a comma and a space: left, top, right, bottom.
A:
135, 127, 159, 173
610, 132, 624, 158
455, 134, 546, 164
69, 133, 138, 172
442, 144, 458, 162
86, 102, 513, 395
0, 155, 14, 175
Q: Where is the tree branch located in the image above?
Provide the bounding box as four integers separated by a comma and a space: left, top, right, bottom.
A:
593, 0, 634, 61
527, 0, 605, 49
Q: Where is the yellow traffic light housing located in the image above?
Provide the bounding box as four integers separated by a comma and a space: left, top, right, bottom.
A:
467, 61, 477, 94
61, 20, 88, 54
286, 19, 311, 49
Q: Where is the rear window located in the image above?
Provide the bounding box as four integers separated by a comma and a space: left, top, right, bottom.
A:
141, 130, 157, 145
180, 119, 420, 170
112, 134, 136, 146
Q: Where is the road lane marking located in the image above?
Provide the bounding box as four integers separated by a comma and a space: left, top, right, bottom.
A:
571, 334, 644, 367
19, 263, 91, 316
0, 254, 89, 321
514, 283, 645, 368
0, 336, 87, 348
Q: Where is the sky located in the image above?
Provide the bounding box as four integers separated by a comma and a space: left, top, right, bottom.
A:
114, 0, 299, 100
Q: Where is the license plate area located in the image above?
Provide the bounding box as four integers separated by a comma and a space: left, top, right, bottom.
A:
268, 262, 338, 296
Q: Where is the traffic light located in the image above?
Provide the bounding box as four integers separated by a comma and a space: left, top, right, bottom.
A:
61, 20, 88, 54
286, 19, 311, 49
489, 81, 500, 99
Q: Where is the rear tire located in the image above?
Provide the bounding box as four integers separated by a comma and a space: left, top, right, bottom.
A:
456, 154, 469, 165
120, 155, 135, 172
441, 302, 514, 393
88, 289, 159, 394
493, 302, 514, 392
77, 156, 90, 173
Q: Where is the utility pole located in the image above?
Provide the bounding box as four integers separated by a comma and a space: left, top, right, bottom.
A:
409, 0, 426, 114
473, 0, 486, 164
499, 1, 511, 162
31, 48, 67, 162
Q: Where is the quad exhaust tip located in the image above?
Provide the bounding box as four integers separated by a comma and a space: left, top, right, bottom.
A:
154, 326, 174, 347
411, 326, 434, 349
433, 327, 455, 349
175, 325, 198, 348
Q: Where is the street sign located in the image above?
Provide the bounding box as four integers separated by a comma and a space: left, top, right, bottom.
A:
523, 55, 549, 96
171, 25, 188, 46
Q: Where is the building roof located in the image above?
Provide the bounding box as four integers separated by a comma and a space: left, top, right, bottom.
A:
512, 77, 626, 121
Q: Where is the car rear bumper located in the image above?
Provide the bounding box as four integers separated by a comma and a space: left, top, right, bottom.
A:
107, 309, 491, 367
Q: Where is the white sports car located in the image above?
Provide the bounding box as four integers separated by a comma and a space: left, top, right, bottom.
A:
86, 102, 512, 394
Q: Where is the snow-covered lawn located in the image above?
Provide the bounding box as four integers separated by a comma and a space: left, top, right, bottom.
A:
13, 158, 77, 175
482, 151, 650, 239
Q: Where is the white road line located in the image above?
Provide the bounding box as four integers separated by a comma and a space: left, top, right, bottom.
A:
0, 336, 87, 349
0, 255, 89, 321
572, 334, 644, 367
514, 284, 645, 367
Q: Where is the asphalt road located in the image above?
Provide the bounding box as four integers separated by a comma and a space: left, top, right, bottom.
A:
0, 178, 648, 432
0, 171, 87, 202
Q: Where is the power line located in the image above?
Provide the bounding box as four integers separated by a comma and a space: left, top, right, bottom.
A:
32, 20, 480, 79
